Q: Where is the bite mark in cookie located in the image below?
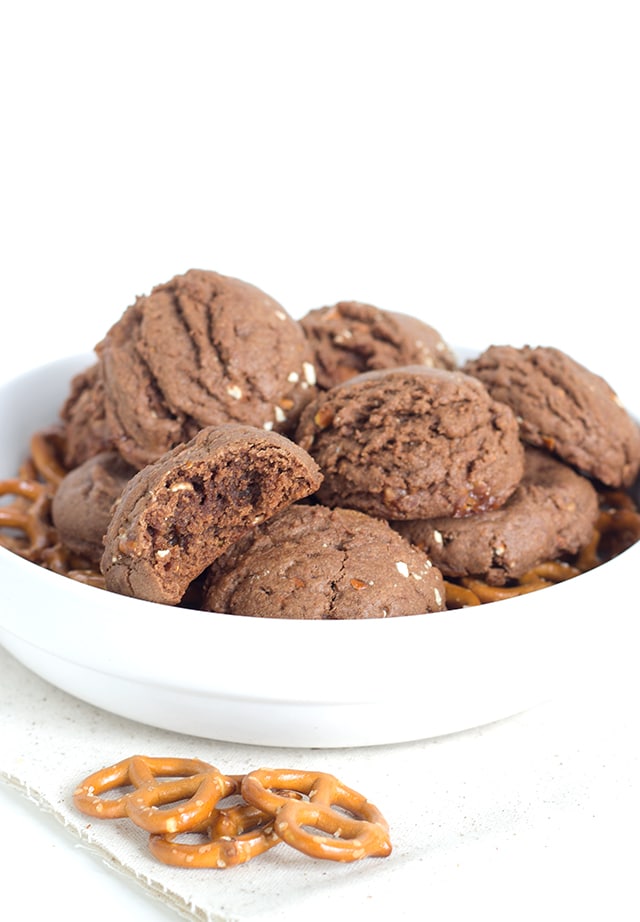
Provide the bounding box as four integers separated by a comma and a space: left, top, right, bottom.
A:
101, 425, 322, 605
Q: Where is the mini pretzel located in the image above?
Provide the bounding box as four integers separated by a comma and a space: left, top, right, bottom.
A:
519, 561, 581, 583
443, 581, 482, 608
241, 769, 392, 862
73, 755, 220, 820
29, 427, 68, 489
0, 477, 54, 559
126, 768, 237, 835
458, 576, 549, 602
149, 802, 281, 868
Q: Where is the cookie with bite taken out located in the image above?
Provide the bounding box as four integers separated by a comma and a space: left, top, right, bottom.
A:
101, 424, 322, 605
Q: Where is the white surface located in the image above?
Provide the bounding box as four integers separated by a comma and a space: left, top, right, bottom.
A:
0, 786, 181, 922
1, 1, 639, 919
2, 643, 640, 922
0, 2, 639, 397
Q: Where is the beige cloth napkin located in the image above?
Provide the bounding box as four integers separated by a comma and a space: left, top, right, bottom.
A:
1, 641, 639, 921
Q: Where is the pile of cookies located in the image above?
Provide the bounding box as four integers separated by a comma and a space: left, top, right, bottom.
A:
17, 269, 640, 616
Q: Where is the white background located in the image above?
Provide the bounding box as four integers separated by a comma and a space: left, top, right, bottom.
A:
1, 1, 638, 397
1, 2, 639, 920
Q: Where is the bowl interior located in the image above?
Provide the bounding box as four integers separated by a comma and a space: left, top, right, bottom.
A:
0, 354, 638, 747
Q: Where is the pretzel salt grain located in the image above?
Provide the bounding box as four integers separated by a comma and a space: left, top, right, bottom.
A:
73, 755, 219, 820
241, 769, 392, 862
126, 772, 230, 834
149, 802, 281, 868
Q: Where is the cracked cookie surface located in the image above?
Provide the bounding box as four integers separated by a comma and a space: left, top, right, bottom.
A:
393, 448, 599, 585
67, 269, 317, 470
202, 503, 445, 619
464, 344, 640, 488
299, 300, 456, 390
294, 365, 524, 520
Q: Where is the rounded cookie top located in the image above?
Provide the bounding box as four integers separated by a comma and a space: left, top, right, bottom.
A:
393, 448, 600, 585
202, 503, 446, 619
101, 424, 323, 605
94, 269, 318, 469
464, 345, 640, 488
52, 451, 136, 565
60, 364, 113, 469
299, 300, 456, 389
294, 365, 524, 520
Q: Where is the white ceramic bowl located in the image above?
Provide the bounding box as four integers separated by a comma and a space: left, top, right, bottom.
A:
1, 354, 638, 748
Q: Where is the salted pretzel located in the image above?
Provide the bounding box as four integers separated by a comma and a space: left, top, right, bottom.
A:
73, 755, 221, 821
443, 581, 482, 607
126, 769, 237, 835
74, 756, 393, 867
1, 436, 105, 585
28, 427, 68, 489
580, 494, 640, 567
241, 768, 392, 862
148, 801, 281, 868
0, 477, 54, 560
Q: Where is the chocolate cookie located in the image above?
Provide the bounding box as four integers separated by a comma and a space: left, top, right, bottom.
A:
464, 345, 640, 488
203, 503, 445, 619
51, 451, 136, 564
393, 448, 599, 585
71, 269, 318, 470
101, 424, 323, 605
294, 366, 525, 520
299, 300, 456, 389
60, 364, 113, 469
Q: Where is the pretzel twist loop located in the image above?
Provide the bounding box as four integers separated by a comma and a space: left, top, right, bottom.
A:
149, 802, 281, 868
73, 755, 220, 821
241, 769, 392, 862
126, 770, 236, 835
29, 427, 68, 489
0, 478, 54, 559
